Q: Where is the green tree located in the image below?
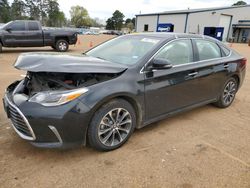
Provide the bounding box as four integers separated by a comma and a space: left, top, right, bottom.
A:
106, 18, 115, 30
91, 17, 104, 27
125, 17, 135, 31
11, 0, 27, 20
106, 10, 124, 30
125, 18, 132, 25
0, 0, 11, 23
131, 18, 136, 26
70, 5, 91, 28
46, 0, 65, 27
24, 0, 48, 24
232, 1, 247, 6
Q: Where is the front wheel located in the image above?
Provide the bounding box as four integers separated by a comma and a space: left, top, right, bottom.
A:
88, 99, 136, 151
55, 39, 69, 52
214, 77, 238, 108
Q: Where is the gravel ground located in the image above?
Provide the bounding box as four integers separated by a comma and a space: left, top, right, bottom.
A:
0, 35, 249, 188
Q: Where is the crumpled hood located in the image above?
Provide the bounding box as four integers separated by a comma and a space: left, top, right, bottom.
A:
14, 53, 128, 73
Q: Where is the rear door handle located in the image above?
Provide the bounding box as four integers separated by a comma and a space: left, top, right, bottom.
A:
224, 64, 229, 69
188, 72, 198, 77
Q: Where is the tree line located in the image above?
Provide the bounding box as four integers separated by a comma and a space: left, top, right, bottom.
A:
0, 0, 66, 27
0, 0, 105, 28
106, 10, 135, 31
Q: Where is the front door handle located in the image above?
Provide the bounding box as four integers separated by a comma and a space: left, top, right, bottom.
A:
224, 64, 229, 69
188, 72, 198, 77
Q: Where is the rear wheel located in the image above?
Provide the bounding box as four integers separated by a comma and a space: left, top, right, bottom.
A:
88, 99, 136, 151
55, 39, 69, 52
214, 77, 238, 108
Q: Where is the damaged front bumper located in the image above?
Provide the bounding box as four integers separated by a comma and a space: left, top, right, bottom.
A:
3, 81, 93, 149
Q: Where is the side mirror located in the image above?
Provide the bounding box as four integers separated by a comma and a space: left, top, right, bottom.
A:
151, 58, 173, 70
5, 27, 12, 32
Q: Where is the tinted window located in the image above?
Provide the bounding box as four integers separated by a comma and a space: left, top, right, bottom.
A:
195, 40, 221, 61
28, 22, 39, 31
155, 39, 193, 65
10, 22, 25, 31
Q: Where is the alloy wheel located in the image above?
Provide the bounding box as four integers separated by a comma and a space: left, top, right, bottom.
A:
98, 108, 132, 147
223, 80, 237, 105
58, 42, 67, 51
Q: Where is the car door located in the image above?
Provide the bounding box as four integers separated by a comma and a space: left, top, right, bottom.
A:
25, 21, 43, 47
3, 21, 27, 47
144, 39, 216, 121
193, 39, 229, 99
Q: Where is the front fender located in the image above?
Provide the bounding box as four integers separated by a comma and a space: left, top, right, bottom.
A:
79, 77, 145, 128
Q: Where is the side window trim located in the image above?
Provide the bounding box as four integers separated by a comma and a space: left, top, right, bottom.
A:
141, 38, 233, 73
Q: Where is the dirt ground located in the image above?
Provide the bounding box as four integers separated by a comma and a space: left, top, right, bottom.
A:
0, 35, 249, 188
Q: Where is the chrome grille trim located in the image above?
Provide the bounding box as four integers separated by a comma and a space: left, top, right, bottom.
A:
48, 125, 63, 144
4, 94, 36, 141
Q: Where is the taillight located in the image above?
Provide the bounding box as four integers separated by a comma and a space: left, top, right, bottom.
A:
241, 58, 247, 67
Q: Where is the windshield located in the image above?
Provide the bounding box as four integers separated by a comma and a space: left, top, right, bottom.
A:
0, 21, 12, 29
86, 35, 160, 65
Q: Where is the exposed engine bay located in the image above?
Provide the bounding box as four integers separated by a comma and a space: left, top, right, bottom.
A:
13, 71, 121, 97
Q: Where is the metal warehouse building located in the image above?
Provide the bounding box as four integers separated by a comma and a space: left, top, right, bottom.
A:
135, 5, 250, 43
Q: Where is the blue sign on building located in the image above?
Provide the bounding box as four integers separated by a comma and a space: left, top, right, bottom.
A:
157, 23, 174, 32
204, 27, 224, 41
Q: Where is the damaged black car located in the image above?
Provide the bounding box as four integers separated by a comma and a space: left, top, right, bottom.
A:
3, 33, 246, 151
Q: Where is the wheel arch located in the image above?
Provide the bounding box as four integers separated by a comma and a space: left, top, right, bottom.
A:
232, 74, 240, 84
231, 74, 240, 90
54, 36, 69, 44
83, 94, 143, 146
92, 94, 143, 128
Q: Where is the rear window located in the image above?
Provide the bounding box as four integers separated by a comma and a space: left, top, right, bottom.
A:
28, 22, 39, 31
195, 39, 222, 61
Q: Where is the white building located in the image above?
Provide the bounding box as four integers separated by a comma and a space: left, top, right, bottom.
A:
136, 5, 250, 43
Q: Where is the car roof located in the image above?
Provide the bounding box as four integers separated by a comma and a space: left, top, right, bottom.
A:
129, 32, 222, 44
130, 32, 211, 39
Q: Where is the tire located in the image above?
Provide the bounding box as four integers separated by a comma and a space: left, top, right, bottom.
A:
55, 39, 69, 52
213, 77, 238, 108
0, 42, 2, 53
88, 99, 136, 151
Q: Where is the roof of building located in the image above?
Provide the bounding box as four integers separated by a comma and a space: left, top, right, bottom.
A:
136, 5, 250, 16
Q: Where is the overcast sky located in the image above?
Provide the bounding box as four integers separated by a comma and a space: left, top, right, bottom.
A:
9, 0, 250, 19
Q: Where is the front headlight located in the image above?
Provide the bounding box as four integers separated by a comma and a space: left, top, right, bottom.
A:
29, 88, 88, 106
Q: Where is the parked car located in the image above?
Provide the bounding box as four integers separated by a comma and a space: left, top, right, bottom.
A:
0, 20, 78, 52
103, 30, 122, 35
3, 33, 246, 151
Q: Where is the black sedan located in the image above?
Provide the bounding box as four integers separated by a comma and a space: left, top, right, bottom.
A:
3, 33, 246, 151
